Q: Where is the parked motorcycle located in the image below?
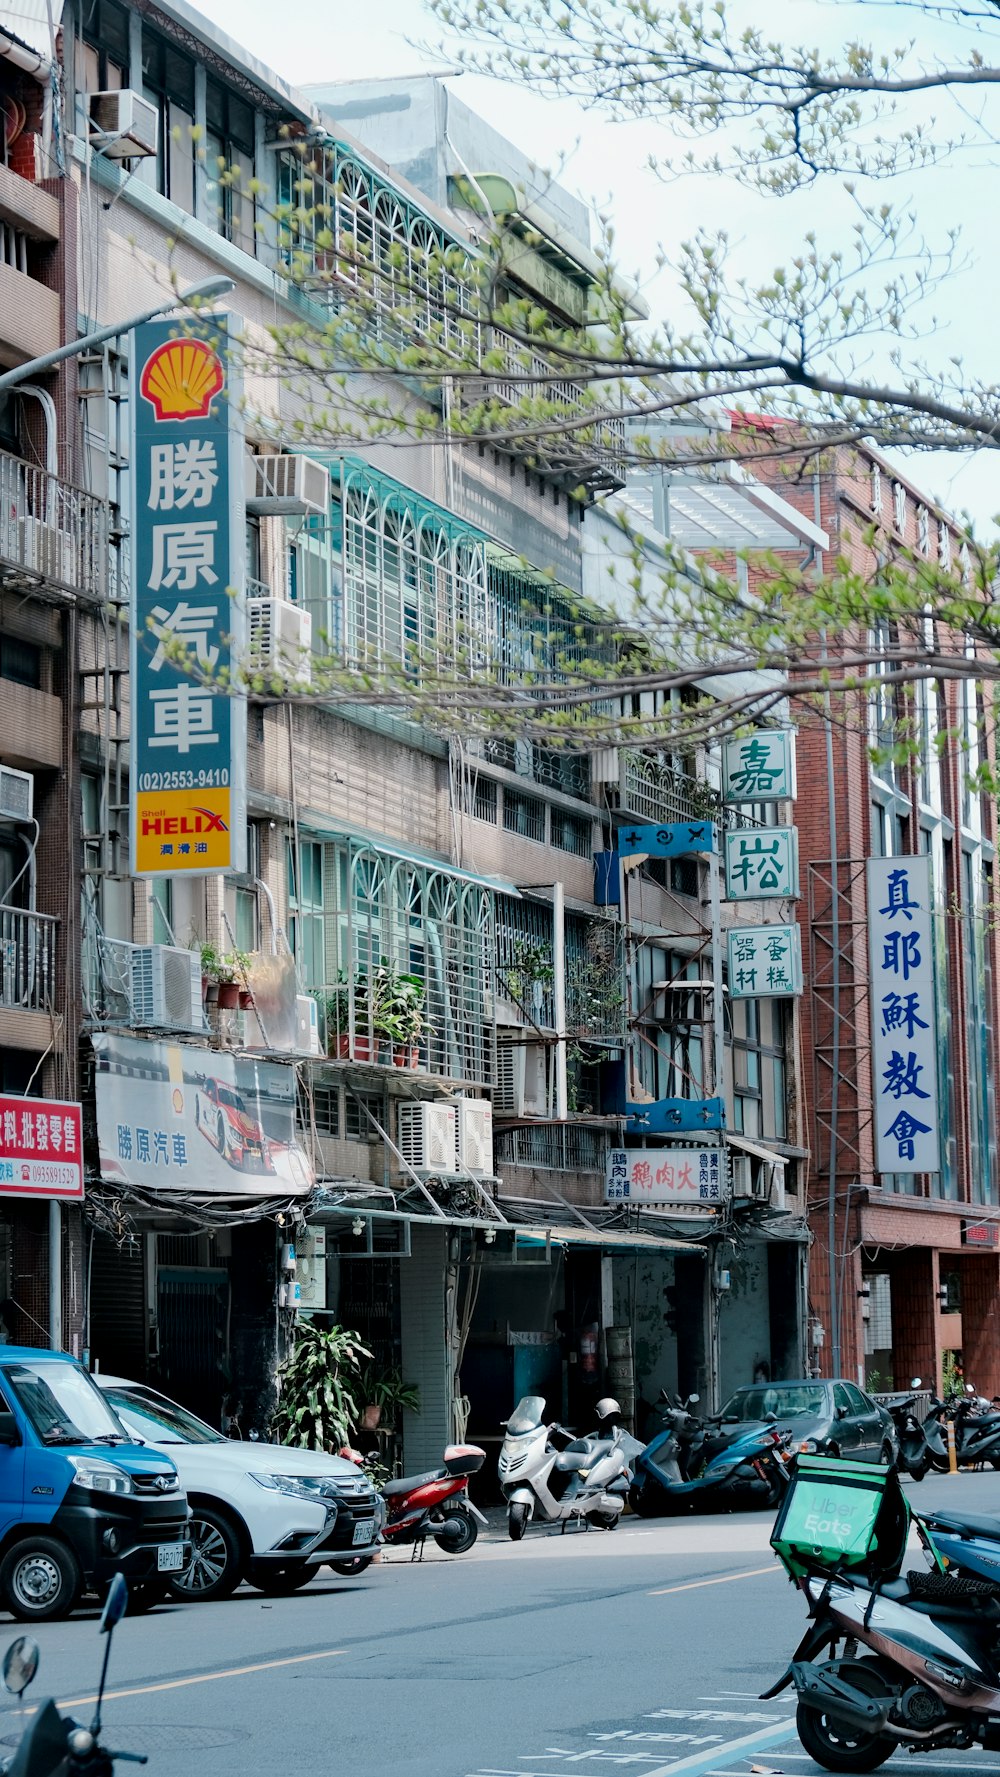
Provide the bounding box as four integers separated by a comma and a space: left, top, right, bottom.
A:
630, 1392, 793, 1515
948, 1382, 1000, 1469
764, 1452, 1000, 1772
881, 1378, 948, 1479
498, 1394, 640, 1540
377, 1443, 487, 1558
0, 1571, 144, 1775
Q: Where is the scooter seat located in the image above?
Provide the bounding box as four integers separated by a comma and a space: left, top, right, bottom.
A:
924, 1508, 1000, 1541
553, 1450, 589, 1472
382, 1469, 446, 1497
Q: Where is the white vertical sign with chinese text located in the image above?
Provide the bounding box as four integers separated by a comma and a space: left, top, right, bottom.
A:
867, 855, 940, 1175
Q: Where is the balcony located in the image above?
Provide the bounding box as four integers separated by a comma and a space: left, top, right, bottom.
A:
309, 971, 490, 1087
0, 906, 58, 1049
485, 329, 626, 491
494, 1122, 610, 1173
611, 752, 763, 832
0, 450, 108, 600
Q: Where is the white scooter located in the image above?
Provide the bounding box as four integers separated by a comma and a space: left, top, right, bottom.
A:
498, 1395, 639, 1540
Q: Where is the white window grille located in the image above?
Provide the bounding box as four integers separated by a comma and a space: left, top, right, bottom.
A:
870, 463, 882, 514
893, 481, 907, 532
938, 521, 951, 570
917, 505, 930, 556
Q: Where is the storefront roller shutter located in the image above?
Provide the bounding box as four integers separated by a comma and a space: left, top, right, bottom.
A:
89, 1233, 147, 1380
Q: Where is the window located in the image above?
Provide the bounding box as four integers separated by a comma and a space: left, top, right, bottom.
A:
938, 521, 951, 571
729, 997, 787, 1141
0, 636, 41, 688
960, 540, 973, 588
204, 80, 256, 256
503, 790, 546, 842
551, 812, 592, 856
151, 879, 174, 946
893, 481, 907, 532
870, 463, 882, 514
287, 838, 325, 989
137, 30, 195, 211
471, 776, 497, 823
78, 0, 129, 107
917, 505, 931, 556
345, 1089, 385, 1141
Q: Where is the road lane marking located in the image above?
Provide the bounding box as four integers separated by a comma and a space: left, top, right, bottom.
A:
649, 1564, 781, 1596
60, 1646, 347, 1708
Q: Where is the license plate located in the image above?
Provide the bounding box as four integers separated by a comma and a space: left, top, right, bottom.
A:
157, 1544, 185, 1573
352, 1520, 374, 1547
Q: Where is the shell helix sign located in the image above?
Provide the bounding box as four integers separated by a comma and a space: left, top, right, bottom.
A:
130, 318, 246, 877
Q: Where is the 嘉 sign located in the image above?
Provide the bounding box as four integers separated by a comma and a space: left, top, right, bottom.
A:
867, 855, 940, 1175
0, 1096, 83, 1199
130, 318, 246, 878
605, 1146, 727, 1205
727, 923, 803, 998
724, 828, 799, 900
722, 730, 796, 803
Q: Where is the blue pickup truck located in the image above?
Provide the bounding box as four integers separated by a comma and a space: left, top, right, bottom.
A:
0, 1346, 189, 1620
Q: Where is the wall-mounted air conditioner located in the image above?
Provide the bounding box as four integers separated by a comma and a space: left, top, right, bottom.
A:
397, 1101, 459, 1176
130, 945, 203, 1032
0, 766, 33, 823
455, 1097, 493, 1176
730, 1154, 753, 1199
247, 596, 313, 689
245, 454, 330, 518
89, 90, 159, 160
493, 1035, 548, 1117
295, 993, 322, 1057
17, 520, 76, 585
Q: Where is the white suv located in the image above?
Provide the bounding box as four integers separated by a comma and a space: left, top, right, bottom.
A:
96, 1376, 379, 1600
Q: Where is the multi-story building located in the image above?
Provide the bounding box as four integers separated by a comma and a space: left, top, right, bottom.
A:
0, 1, 821, 1453
693, 425, 1000, 1398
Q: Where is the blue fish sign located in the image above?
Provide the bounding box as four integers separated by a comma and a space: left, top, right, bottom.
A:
617, 822, 716, 858
625, 1097, 726, 1134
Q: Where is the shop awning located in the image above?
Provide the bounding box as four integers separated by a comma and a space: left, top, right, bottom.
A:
514, 1223, 704, 1254
308, 1196, 703, 1253
726, 1132, 787, 1170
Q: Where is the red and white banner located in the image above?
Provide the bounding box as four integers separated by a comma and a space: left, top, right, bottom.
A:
0, 1096, 84, 1199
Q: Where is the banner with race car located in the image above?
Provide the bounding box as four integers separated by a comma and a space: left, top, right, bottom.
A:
92, 1033, 312, 1197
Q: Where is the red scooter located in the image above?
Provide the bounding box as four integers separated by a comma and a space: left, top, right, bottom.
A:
343, 1443, 487, 1561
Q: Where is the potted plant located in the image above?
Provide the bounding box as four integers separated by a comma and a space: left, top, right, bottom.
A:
370, 960, 429, 1067
215, 953, 241, 1010
230, 950, 254, 1009
200, 942, 221, 1007
271, 1321, 372, 1451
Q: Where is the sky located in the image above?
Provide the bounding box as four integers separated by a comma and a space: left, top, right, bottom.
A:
201, 0, 1000, 536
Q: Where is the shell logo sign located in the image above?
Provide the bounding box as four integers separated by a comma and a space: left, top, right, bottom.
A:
139, 336, 225, 422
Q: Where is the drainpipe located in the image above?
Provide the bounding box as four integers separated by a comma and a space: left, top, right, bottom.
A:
49, 1200, 62, 1350
553, 881, 568, 1121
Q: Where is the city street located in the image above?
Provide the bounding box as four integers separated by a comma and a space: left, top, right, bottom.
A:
2, 1470, 1000, 1776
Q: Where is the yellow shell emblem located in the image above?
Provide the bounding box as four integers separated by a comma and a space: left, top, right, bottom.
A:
140, 337, 225, 422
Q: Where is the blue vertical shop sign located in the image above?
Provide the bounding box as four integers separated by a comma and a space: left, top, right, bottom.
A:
130, 318, 246, 877
867, 855, 940, 1175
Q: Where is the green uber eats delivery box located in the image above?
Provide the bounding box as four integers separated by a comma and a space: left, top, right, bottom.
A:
771, 1455, 911, 1581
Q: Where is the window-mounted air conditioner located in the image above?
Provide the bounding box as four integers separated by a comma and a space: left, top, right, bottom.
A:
493, 1035, 548, 1117
245, 454, 330, 518
247, 596, 313, 689
455, 1096, 493, 1176
397, 1101, 459, 1176
730, 1154, 753, 1199
0, 766, 33, 823
89, 90, 159, 160
130, 944, 203, 1032
17, 520, 76, 586
295, 993, 322, 1057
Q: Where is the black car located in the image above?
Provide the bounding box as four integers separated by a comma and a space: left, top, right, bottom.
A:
718, 1378, 897, 1464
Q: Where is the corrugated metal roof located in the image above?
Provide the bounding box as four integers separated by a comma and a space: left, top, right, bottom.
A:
0, 0, 57, 64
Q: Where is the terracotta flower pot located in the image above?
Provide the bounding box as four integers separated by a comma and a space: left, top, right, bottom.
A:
205, 981, 220, 1007
238, 988, 254, 1010
217, 982, 240, 1010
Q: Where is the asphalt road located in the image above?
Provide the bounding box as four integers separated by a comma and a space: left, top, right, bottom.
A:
2, 1467, 1000, 1777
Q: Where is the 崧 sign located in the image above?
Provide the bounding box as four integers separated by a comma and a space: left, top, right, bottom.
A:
725, 828, 799, 900
727, 924, 803, 998
868, 855, 940, 1174
130, 318, 246, 878
0, 1096, 83, 1199
722, 730, 796, 802
605, 1146, 727, 1204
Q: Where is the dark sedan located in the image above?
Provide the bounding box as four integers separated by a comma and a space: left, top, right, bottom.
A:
718, 1378, 897, 1464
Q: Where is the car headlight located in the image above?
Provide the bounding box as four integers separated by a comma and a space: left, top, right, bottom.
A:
251, 1473, 361, 1504
69, 1457, 133, 1495
798, 1438, 819, 1454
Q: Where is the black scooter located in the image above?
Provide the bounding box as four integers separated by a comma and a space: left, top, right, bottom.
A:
0, 1573, 145, 1775
951, 1382, 1000, 1469
882, 1377, 948, 1478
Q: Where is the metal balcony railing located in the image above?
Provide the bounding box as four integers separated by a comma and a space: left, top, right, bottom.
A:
307, 975, 490, 1085
0, 449, 107, 600
615, 752, 765, 832
0, 907, 57, 1013
485, 329, 626, 485
494, 1123, 610, 1173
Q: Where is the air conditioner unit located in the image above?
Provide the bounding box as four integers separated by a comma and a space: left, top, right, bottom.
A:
247, 596, 313, 689
245, 454, 330, 518
0, 766, 32, 823
455, 1097, 493, 1176
493, 1035, 548, 1117
130, 944, 203, 1032
89, 89, 159, 160
295, 993, 322, 1057
17, 519, 76, 585
730, 1154, 753, 1198
397, 1101, 458, 1176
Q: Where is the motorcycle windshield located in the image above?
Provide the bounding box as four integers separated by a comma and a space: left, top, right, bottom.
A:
507, 1396, 547, 1435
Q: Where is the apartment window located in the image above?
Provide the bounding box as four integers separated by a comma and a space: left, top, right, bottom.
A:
345, 1089, 384, 1142
138, 30, 196, 212
917, 505, 931, 556
151, 879, 174, 946
893, 482, 907, 532
503, 790, 546, 842
471, 776, 498, 823
551, 811, 592, 857
0, 636, 41, 688
303, 1081, 339, 1137
729, 998, 787, 1142
78, 0, 129, 104
938, 522, 951, 571
287, 838, 325, 988
204, 79, 256, 256
870, 463, 882, 514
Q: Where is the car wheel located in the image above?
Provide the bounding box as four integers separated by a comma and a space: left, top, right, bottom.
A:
826, 1442, 841, 1461
216, 1113, 227, 1158
247, 1561, 313, 1595
125, 1581, 169, 1614
1, 1537, 81, 1622
879, 1442, 894, 1467
330, 1556, 375, 1576
168, 1507, 242, 1602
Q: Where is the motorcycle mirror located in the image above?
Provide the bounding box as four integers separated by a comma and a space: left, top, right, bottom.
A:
967, 1384, 977, 1394
2, 1637, 39, 1698
687, 1394, 700, 1405
910, 1378, 922, 1389
100, 1573, 128, 1634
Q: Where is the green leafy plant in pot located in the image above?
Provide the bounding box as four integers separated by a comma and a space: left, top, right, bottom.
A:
370, 959, 429, 1067
272, 1321, 372, 1451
